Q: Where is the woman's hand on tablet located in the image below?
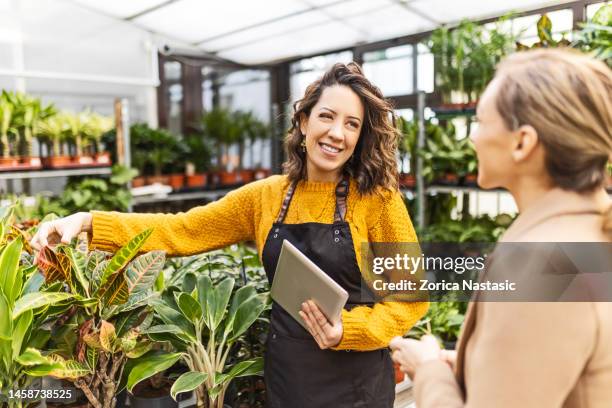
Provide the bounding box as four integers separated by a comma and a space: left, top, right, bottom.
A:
299, 300, 343, 349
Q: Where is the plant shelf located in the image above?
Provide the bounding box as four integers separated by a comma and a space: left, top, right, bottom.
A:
0, 167, 112, 180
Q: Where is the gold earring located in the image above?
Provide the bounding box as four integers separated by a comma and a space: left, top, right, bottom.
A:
300, 138, 306, 153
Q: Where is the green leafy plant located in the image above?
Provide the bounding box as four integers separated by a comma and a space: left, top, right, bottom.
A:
0, 206, 83, 408
84, 112, 114, 156
419, 213, 514, 243
234, 111, 269, 170
10, 92, 56, 157
429, 17, 518, 103
408, 296, 468, 344
0, 91, 19, 159
200, 108, 242, 171
38, 113, 70, 157
133, 271, 269, 408
59, 165, 136, 213
29, 228, 178, 408
417, 122, 477, 182
573, 4, 612, 66
516, 14, 572, 51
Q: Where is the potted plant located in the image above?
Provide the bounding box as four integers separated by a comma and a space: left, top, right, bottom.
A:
0, 91, 19, 169
12, 92, 56, 168
64, 111, 95, 165
166, 138, 189, 191
128, 124, 153, 187
429, 17, 517, 105
235, 111, 269, 184
28, 228, 181, 408
148, 130, 179, 186
516, 14, 572, 51
200, 108, 242, 187
572, 4, 611, 67
0, 206, 84, 408
38, 114, 72, 168
184, 133, 212, 189
85, 112, 114, 165
397, 116, 418, 188
130, 274, 268, 408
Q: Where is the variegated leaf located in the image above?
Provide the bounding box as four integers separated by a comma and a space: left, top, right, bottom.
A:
83, 332, 102, 350
37, 246, 72, 287
59, 246, 89, 296
96, 229, 153, 294
99, 272, 129, 307
86, 347, 98, 371
125, 342, 152, 359
86, 251, 108, 281
47, 359, 91, 379
124, 251, 165, 297
99, 320, 117, 353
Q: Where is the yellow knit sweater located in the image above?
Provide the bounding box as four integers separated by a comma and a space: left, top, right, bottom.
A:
90, 175, 428, 351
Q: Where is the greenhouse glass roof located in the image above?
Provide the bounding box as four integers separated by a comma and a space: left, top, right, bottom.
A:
52, 0, 575, 64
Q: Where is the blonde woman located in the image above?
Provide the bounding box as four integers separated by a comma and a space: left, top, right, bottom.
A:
32, 63, 427, 408
390, 49, 612, 407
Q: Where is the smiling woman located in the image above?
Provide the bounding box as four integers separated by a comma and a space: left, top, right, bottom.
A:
31, 62, 427, 408
284, 62, 400, 193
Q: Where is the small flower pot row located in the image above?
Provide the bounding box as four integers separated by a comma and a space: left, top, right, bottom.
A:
132, 168, 272, 191
0, 153, 111, 171
432, 173, 479, 187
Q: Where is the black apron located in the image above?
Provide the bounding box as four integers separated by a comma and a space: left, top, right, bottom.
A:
261, 177, 395, 408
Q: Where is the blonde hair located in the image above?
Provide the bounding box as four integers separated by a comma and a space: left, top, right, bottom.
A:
494, 49, 612, 232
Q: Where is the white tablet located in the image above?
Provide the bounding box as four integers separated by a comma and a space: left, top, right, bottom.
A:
271, 240, 349, 330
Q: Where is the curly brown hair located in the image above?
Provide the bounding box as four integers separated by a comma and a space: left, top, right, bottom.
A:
283, 62, 399, 195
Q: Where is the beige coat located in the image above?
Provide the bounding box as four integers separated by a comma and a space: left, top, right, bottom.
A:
414, 188, 612, 408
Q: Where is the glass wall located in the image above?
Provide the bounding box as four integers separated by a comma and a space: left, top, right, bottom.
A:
289, 51, 353, 103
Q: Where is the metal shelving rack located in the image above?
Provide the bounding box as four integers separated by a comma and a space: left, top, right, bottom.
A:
0, 167, 112, 181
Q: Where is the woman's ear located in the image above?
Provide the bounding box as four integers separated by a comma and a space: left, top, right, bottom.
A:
511, 124, 539, 163
299, 112, 308, 136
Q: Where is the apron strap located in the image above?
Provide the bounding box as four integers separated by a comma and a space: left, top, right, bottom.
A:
275, 182, 298, 223
275, 175, 350, 224
334, 175, 350, 223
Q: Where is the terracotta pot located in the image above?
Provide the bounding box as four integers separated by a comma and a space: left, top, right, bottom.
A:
186, 173, 207, 188
399, 173, 416, 188
254, 168, 271, 180
238, 169, 255, 183
73, 155, 95, 165
208, 171, 221, 187
147, 175, 170, 185
132, 176, 146, 188
463, 173, 478, 186
435, 173, 459, 185
20, 156, 42, 169
0, 157, 19, 169
42, 156, 73, 168
95, 152, 111, 165
168, 173, 185, 190
219, 171, 239, 186
394, 362, 405, 383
